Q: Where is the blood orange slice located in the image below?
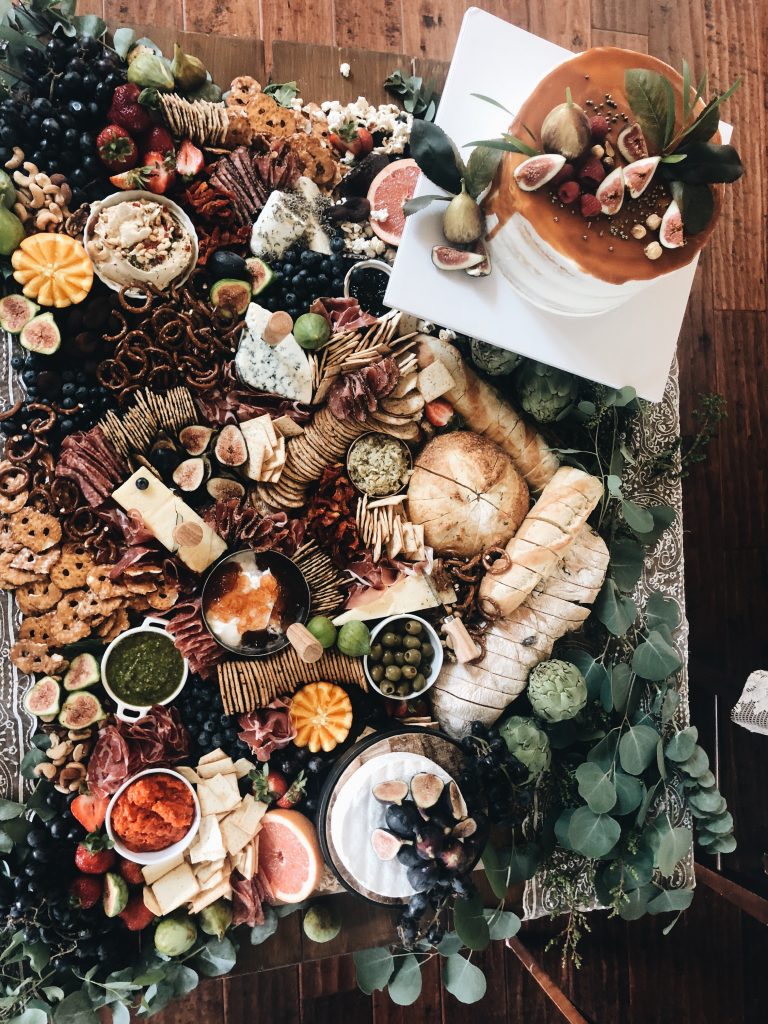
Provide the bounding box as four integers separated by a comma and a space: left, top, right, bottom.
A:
366, 158, 420, 246
258, 808, 323, 903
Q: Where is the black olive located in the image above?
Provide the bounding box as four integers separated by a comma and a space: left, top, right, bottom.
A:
135, 477, 149, 490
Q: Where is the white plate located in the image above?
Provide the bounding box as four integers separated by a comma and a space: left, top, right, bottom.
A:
385, 7, 731, 402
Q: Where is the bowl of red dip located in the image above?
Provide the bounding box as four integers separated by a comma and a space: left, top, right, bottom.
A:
106, 768, 200, 865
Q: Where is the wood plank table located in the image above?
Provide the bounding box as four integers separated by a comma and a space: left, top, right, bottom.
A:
38, 3, 768, 1021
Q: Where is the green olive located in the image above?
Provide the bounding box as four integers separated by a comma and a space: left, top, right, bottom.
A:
397, 683, 411, 696
404, 620, 423, 635
369, 643, 383, 661
420, 642, 434, 658
413, 673, 426, 690
380, 682, 396, 695
370, 664, 384, 683
404, 649, 422, 666
394, 650, 406, 666
382, 651, 394, 666
404, 635, 421, 649
382, 631, 399, 648
385, 665, 402, 682
401, 665, 417, 680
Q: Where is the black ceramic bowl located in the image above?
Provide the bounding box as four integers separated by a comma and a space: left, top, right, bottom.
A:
200, 548, 310, 658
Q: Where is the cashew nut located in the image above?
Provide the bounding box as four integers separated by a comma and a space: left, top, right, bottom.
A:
12, 202, 29, 223
28, 182, 46, 209
35, 210, 61, 231
22, 161, 38, 174
34, 762, 57, 780
12, 169, 31, 188
4, 147, 24, 171
34, 172, 49, 187
43, 182, 59, 195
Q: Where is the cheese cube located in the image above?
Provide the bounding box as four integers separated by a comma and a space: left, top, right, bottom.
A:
418, 360, 455, 403
152, 863, 200, 915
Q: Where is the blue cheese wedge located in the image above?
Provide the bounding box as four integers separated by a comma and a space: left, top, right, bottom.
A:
250, 176, 330, 259
235, 303, 313, 403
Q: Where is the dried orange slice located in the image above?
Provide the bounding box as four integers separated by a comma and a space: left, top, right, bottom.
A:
290, 681, 353, 753
11, 233, 93, 308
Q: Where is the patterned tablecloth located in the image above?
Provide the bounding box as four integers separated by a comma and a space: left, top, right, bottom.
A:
0, 332, 692, 917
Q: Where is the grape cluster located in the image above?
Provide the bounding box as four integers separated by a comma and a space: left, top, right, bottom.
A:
0, 35, 126, 205
175, 676, 253, 762
258, 239, 357, 321
459, 721, 533, 828
0, 789, 134, 975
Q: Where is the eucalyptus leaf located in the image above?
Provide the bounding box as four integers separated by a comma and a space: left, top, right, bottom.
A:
705, 833, 737, 854
619, 724, 660, 775
702, 811, 733, 835
679, 745, 710, 777
72, 14, 106, 38
636, 780, 660, 827
632, 630, 682, 681
0, 798, 23, 821
554, 808, 576, 849
587, 729, 620, 771
625, 68, 674, 151
567, 806, 620, 859
250, 905, 278, 944
645, 591, 681, 632
410, 119, 463, 194
606, 473, 623, 497
437, 932, 463, 956
192, 937, 237, 977
689, 791, 726, 816
112, 27, 136, 59
453, 894, 490, 950
20, 747, 48, 778
575, 762, 617, 814
387, 953, 422, 1006
562, 649, 609, 700
354, 947, 394, 994
665, 726, 698, 762
631, 503, 676, 545
611, 663, 639, 715
622, 499, 654, 534
651, 823, 692, 876
595, 579, 637, 636
507, 841, 542, 883
403, 194, 450, 217
52, 991, 99, 1024
609, 535, 644, 592
11, 1010, 49, 1024
465, 145, 503, 199
613, 771, 645, 815
443, 954, 487, 1004
483, 908, 521, 940
617, 884, 654, 921
647, 887, 694, 915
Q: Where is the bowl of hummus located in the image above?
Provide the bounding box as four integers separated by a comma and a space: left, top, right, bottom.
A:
106, 768, 200, 865
84, 190, 198, 294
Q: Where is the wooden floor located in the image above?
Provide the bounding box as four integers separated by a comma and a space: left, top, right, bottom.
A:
79, 1, 768, 1021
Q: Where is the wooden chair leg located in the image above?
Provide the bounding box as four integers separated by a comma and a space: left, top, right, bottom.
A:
506, 937, 591, 1024
695, 863, 768, 925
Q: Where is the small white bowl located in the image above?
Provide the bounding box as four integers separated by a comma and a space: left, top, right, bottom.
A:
363, 614, 443, 701
101, 616, 188, 722
105, 767, 200, 866
83, 190, 198, 294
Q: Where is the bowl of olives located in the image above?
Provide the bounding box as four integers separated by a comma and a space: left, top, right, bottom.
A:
364, 615, 443, 700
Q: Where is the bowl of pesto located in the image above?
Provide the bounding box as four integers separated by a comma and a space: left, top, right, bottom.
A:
101, 617, 188, 720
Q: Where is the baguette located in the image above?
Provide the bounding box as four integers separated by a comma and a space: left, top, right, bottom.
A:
478, 466, 603, 616
416, 335, 559, 491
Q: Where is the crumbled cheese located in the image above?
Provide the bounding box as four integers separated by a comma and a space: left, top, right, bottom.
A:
438, 328, 457, 342
369, 209, 389, 222
320, 97, 412, 154
418, 320, 435, 334
342, 151, 355, 165
339, 62, 351, 78
340, 221, 389, 260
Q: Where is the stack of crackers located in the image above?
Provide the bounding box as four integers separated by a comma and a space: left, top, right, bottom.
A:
143, 750, 265, 917
356, 494, 426, 563
240, 414, 301, 484
157, 94, 229, 147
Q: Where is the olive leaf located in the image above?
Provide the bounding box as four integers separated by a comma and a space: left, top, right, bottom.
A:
409, 119, 463, 195
671, 181, 715, 235
471, 93, 538, 145
403, 194, 451, 217
624, 68, 675, 152
464, 145, 503, 199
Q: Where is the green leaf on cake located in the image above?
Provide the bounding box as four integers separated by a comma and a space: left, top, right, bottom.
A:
669, 142, 744, 184
671, 181, 715, 235
465, 144, 503, 198
624, 68, 675, 151
409, 119, 464, 195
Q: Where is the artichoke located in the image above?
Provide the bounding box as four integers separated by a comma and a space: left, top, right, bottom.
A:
498, 715, 551, 780
470, 338, 522, 376
527, 659, 588, 723
514, 360, 578, 423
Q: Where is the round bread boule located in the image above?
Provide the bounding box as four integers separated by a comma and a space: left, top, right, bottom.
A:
406, 431, 529, 557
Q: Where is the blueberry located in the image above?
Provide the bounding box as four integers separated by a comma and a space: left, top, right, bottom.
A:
284, 291, 297, 306
331, 236, 345, 253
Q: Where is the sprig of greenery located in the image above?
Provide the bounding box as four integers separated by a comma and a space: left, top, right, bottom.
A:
649, 392, 726, 479
384, 69, 438, 121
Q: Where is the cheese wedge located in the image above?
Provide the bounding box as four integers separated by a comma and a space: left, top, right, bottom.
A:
235, 303, 312, 404
333, 574, 456, 625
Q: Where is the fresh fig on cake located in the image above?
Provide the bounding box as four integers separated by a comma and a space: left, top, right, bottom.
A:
659, 199, 684, 248
540, 89, 591, 160
623, 156, 661, 199
617, 122, 649, 162
465, 239, 492, 277
442, 183, 484, 245
431, 245, 484, 271
596, 166, 625, 215
513, 154, 566, 192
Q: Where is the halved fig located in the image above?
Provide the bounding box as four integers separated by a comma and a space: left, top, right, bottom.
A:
214, 424, 248, 467
448, 780, 468, 821
659, 199, 684, 249
513, 153, 566, 192
173, 457, 207, 492
617, 122, 649, 162
20, 313, 60, 355
431, 245, 484, 271
372, 779, 409, 805
0, 294, 38, 334
451, 817, 477, 839
179, 424, 214, 456
410, 773, 445, 810
596, 166, 625, 215
371, 828, 407, 860
624, 156, 661, 199
465, 239, 492, 278
207, 477, 246, 501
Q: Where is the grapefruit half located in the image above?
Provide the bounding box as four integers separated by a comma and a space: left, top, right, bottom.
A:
366, 158, 420, 246
258, 808, 323, 903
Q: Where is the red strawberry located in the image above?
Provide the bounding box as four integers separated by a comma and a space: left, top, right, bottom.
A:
175, 139, 204, 181
143, 124, 175, 156
580, 193, 602, 218
70, 793, 109, 833
69, 873, 103, 909
252, 765, 288, 803
108, 83, 151, 134
424, 398, 454, 427
275, 771, 306, 810
118, 857, 144, 886
74, 834, 115, 875
96, 125, 138, 173
119, 893, 155, 931
141, 150, 176, 195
